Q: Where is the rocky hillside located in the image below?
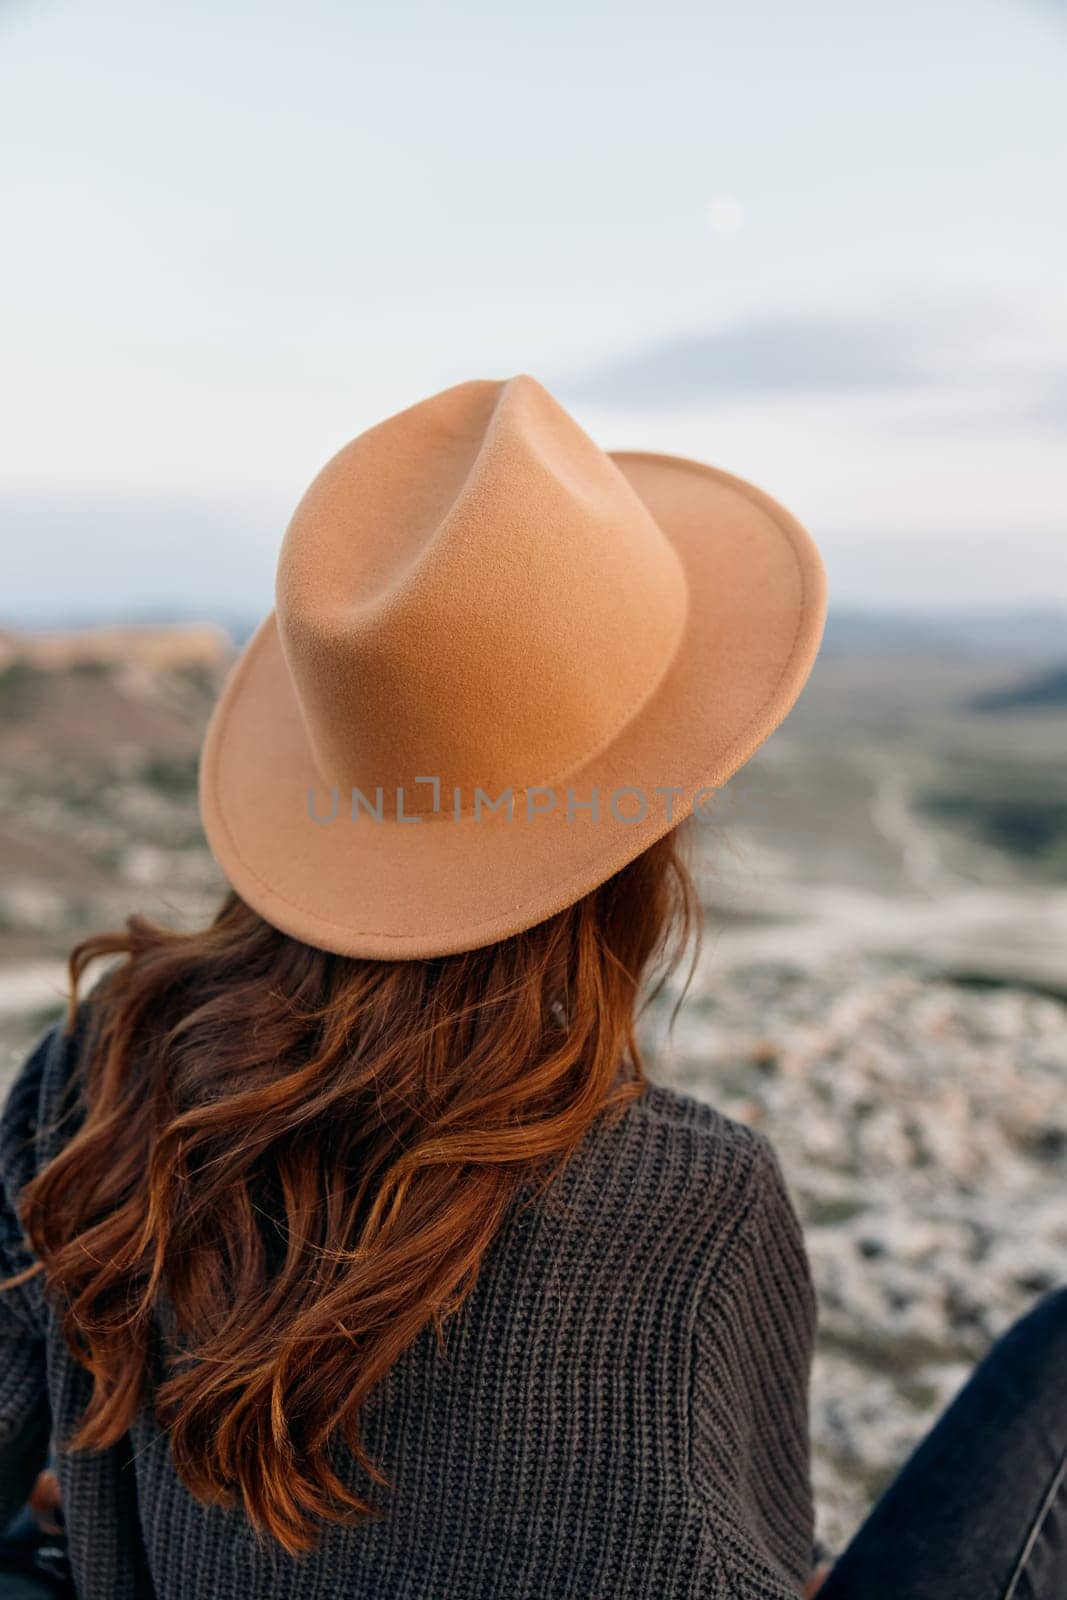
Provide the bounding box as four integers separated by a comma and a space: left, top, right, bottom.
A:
642, 955, 1066, 1551
0, 621, 1064, 1551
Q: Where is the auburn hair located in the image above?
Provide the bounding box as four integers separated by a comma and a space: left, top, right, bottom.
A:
11, 830, 697, 1554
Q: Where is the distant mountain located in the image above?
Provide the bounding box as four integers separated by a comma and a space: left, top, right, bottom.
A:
4, 605, 1065, 665
969, 661, 1067, 713
2, 608, 260, 648
0, 622, 234, 674
822, 608, 1067, 662
0, 632, 223, 764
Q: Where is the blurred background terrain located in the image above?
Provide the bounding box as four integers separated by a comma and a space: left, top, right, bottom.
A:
1, 609, 1064, 1548
2, 0, 1065, 1558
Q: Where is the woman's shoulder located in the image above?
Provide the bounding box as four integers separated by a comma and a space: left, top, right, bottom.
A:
550, 1078, 817, 1352
601, 1077, 791, 1211
631, 1077, 764, 1142
538, 1077, 807, 1293
0, 1010, 88, 1330
0, 1005, 91, 1194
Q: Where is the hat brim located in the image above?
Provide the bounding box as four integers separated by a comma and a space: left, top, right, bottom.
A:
198, 451, 826, 959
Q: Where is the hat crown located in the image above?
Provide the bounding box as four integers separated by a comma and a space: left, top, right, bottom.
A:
275, 375, 689, 806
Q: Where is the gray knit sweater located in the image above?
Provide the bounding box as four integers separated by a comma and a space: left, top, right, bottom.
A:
0, 1017, 816, 1600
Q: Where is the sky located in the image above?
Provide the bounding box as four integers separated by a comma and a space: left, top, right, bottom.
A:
1, 0, 1065, 622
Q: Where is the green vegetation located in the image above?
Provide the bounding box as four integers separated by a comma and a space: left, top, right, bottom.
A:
970, 661, 1067, 713
138, 753, 201, 797
918, 754, 1067, 878
0, 659, 44, 721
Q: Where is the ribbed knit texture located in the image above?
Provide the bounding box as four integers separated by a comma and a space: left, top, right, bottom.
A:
0, 1019, 816, 1600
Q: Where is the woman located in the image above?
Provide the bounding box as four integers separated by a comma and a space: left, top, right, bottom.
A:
1, 377, 1063, 1599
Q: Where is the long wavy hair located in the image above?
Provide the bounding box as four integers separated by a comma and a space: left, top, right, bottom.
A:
10, 830, 697, 1553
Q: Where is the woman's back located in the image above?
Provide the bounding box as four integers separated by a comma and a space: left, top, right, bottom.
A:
1, 377, 827, 1597
2, 1016, 814, 1600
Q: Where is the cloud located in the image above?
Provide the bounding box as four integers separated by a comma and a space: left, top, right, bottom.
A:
556, 300, 1067, 429
556, 303, 987, 411
870, 362, 1067, 439
1020, 369, 1067, 428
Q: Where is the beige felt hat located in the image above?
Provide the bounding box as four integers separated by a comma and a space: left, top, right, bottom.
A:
199, 375, 826, 959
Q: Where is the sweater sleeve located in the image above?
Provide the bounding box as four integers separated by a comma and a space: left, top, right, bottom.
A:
0, 1021, 68, 1526
692, 1129, 816, 1600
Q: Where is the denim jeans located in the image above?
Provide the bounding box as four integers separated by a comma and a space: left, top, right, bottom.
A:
0, 1504, 70, 1598
821, 1286, 1067, 1600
